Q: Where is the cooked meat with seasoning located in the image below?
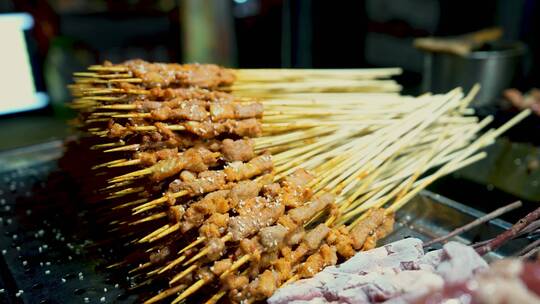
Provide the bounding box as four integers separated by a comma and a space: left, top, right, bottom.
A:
222, 139, 255, 162
224, 154, 273, 182
206, 237, 227, 261
288, 193, 335, 225
228, 197, 285, 241
303, 224, 331, 250
209, 102, 263, 121
199, 213, 230, 239
279, 168, 315, 208
168, 170, 227, 195
135, 148, 178, 166
285, 226, 306, 246
120, 59, 236, 88
350, 208, 386, 250
327, 225, 356, 259
362, 213, 395, 250
259, 224, 288, 250
167, 205, 185, 223
147, 147, 220, 181
298, 244, 337, 278
183, 118, 263, 138
150, 103, 209, 121
148, 87, 234, 102
181, 190, 230, 232
211, 258, 232, 276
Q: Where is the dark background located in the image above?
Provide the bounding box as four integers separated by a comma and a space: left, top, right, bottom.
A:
1, 0, 539, 103
0, 0, 539, 150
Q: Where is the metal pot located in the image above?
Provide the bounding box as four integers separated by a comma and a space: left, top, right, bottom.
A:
421, 41, 526, 107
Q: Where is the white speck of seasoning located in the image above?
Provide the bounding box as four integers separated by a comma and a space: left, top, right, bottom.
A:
15, 246, 20, 251
15, 290, 24, 297
103, 287, 108, 292
84, 297, 90, 303
100, 296, 106, 302
0, 289, 4, 293
61, 278, 66, 283
22, 260, 27, 266
45, 270, 50, 275
1, 250, 6, 255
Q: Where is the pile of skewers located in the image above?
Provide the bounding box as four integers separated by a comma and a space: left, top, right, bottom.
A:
66, 59, 530, 303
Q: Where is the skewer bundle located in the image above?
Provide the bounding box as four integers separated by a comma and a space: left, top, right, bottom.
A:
65, 60, 530, 303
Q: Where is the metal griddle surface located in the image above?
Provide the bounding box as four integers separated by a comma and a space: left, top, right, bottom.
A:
0, 141, 529, 303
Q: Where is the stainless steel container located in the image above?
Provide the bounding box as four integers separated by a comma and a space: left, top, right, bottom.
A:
422, 42, 526, 107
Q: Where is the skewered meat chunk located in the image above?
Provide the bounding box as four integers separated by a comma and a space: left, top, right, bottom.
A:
107, 118, 262, 139
169, 170, 227, 195
199, 213, 230, 239
180, 174, 273, 232
134, 138, 253, 165
263, 183, 282, 198
121, 59, 235, 88
350, 208, 386, 250
222, 139, 255, 162
140, 131, 200, 151
167, 205, 185, 223
181, 190, 230, 232
280, 169, 315, 208
362, 214, 395, 250
303, 224, 331, 250
211, 258, 232, 276
229, 197, 285, 241
179, 170, 197, 182
149, 147, 220, 181
283, 168, 315, 188
254, 270, 279, 298
224, 273, 249, 290
135, 148, 178, 166
183, 118, 262, 138
225, 154, 273, 182
140, 98, 207, 111
285, 227, 306, 246
327, 226, 356, 259
288, 193, 335, 225
259, 224, 288, 250
195, 266, 216, 283
150, 104, 209, 121
298, 244, 337, 278
207, 237, 227, 261
148, 87, 234, 102
210, 102, 264, 121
